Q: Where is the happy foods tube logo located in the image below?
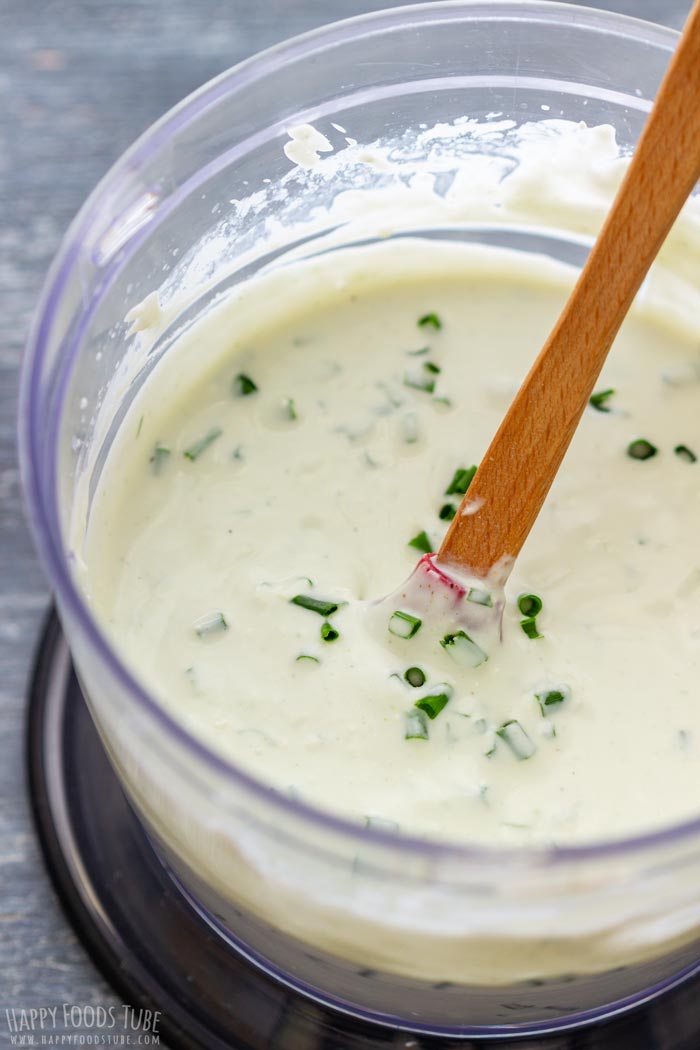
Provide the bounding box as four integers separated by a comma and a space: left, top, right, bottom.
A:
3, 1005, 161, 1045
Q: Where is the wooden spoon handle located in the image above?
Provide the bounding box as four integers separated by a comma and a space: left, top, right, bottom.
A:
439, 0, 700, 580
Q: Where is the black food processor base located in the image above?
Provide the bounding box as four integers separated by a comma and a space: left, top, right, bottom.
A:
26, 609, 700, 1050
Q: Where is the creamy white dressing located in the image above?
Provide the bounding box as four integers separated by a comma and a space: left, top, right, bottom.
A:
77, 235, 700, 848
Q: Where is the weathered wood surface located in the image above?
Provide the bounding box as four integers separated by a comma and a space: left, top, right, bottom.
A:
0, 0, 689, 1040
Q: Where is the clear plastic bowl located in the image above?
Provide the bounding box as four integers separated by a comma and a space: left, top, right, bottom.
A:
19, 1, 700, 1037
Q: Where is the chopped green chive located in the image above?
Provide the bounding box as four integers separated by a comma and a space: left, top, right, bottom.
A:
364, 815, 400, 833
404, 666, 426, 688
193, 611, 228, 637
439, 503, 457, 521
518, 594, 543, 617
445, 465, 477, 496
496, 720, 536, 760
675, 444, 697, 464
589, 388, 615, 412
232, 373, 258, 397
290, 595, 339, 617
136, 415, 144, 438
418, 312, 442, 331
440, 630, 488, 668
283, 398, 297, 420
627, 438, 657, 461
408, 530, 433, 554
662, 363, 700, 387
405, 708, 429, 740
321, 622, 339, 642
150, 443, 171, 474
467, 588, 492, 607
404, 361, 441, 394
518, 594, 543, 638
415, 684, 453, 720
406, 346, 429, 357
389, 611, 422, 639
520, 617, 543, 640
296, 653, 320, 664
184, 427, 222, 461
377, 380, 403, 408
401, 412, 420, 443
536, 686, 570, 715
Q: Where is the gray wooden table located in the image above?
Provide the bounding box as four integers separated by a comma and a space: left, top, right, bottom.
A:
0, 0, 690, 1042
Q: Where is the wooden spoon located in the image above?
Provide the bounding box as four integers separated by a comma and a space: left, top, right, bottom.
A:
439, 0, 700, 583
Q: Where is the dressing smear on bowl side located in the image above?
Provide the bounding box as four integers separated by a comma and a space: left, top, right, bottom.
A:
76, 232, 700, 848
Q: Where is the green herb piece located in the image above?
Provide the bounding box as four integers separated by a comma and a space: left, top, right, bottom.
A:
150, 443, 171, 474
589, 388, 615, 412
445, 465, 477, 496
404, 666, 426, 688
404, 361, 441, 394
434, 396, 453, 408
496, 720, 536, 760
406, 346, 429, 356
418, 312, 442, 331
662, 363, 700, 387
415, 684, 453, 720
520, 617, 543, 640
440, 630, 488, 668
405, 708, 429, 740
675, 444, 698, 464
439, 503, 457, 521
389, 611, 422, 639
136, 415, 144, 437
184, 426, 222, 461
401, 412, 420, 443
408, 530, 433, 554
290, 595, 339, 617
467, 588, 492, 607
627, 438, 658, 461
193, 611, 228, 637
296, 654, 320, 664
536, 686, 570, 716
364, 816, 400, 833
518, 594, 543, 617
232, 373, 258, 397
283, 398, 297, 420
377, 380, 403, 408
518, 593, 544, 639
321, 622, 339, 642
